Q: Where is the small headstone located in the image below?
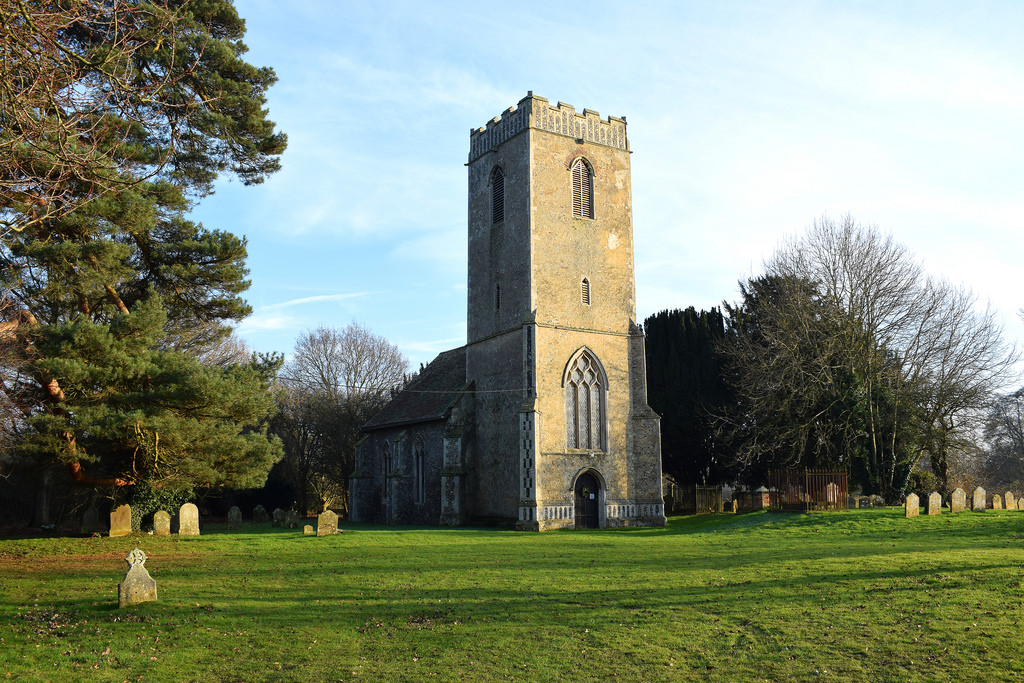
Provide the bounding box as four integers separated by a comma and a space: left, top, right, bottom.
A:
824, 482, 839, 506
858, 496, 871, 509
848, 495, 858, 509
993, 494, 1003, 510
253, 505, 268, 523
950, 488, 966, 513
905, 493, 920, 518
317, 509, 339, 536
1018, 499, 1024, 511
1005, 492, 1016, 510
870, 494, 885, 508
973, 487, 986, 511
927, 492, 941, 515
303, 524, 314, 535
178, 503, 200, 536
153, 510, 171, 536
227, 506, 242, 529
118, 548, 157, 608
284, 509, 300, 529
110, 504, 132, 537
81, 505, 101, 534
272, 508, 284, 527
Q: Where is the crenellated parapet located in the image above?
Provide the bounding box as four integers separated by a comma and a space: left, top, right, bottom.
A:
468, 92, 628, 162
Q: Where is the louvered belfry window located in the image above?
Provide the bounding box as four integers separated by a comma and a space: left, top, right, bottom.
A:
565, 350, 605, 450
491, 167, 504, 225
571, 158, 593, 219
581, 278, 591, 306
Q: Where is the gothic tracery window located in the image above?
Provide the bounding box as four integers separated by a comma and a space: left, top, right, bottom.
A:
565, 350, 606, 450
571, 158, 593, 219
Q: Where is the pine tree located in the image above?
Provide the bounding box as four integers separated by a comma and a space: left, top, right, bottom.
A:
0, 0, 286, 512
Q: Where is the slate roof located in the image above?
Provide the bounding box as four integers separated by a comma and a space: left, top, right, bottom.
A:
363, 346, 468, 430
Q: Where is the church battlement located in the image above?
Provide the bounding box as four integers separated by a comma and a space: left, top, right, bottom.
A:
468, 92, 628, 162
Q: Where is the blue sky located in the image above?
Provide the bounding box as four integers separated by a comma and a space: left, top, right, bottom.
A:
191, 0, 1024, 373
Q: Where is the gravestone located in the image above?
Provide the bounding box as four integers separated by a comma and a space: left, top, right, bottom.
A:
1019, 499, 1024, 511
110, 504, 132, 537
178, 503, 200, 536
950, 488, 966, 513
153, 510, 171, 536
227, 506, 242, 529
1005, 492, 1016, 510
118, 548, 157, 608
927, 492, 941, 515
848, 495, 858, 509
825, 482, 840, 507
303, 524, 314, 535
317, 510, 339, 536
993, 494, 1003, 510
253, 505, 268, 523
870, 494, 886, 508
858, 496, 871, 509
284, 509, 300, 529
973, 487, 986, 511
271, 508, 284, 527
730, 499, 738, 513
905, 493, 920, 518
81, 505, 101, 534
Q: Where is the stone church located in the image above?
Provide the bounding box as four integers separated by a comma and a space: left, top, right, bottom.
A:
349, 93, 666, 530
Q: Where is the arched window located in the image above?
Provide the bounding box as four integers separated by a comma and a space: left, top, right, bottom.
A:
581, 277, 591, 306
564, 349, 607, 450
413, 438, 425, 504
381, 441, 392, 501
571, 158, 593, 219
491, 167, 504, 224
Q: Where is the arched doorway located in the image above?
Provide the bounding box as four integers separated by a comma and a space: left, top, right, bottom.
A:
574, 471, 600, 529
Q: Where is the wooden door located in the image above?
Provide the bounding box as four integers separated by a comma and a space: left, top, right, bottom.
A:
574, 472, 600, 529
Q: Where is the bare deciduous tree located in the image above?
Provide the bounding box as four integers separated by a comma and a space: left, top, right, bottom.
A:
983, 388, 1024, 490
283, 323, 409, 404
274, 323, 409, 515
723, 215, 1018, 499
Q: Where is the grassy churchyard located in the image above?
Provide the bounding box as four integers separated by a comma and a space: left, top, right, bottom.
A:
2, 509, 1023, 682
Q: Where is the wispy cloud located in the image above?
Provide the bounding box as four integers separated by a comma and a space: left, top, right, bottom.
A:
236, 314, 296, 333
260, 292, 368, 311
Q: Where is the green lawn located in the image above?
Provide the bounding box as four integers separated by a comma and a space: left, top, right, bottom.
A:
2, 509, 1023, 681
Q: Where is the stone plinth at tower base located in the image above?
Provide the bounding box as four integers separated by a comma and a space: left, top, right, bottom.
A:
118, 549, 157, 608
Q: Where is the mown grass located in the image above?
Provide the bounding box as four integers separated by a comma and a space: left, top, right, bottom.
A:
2, 508, 1024, 682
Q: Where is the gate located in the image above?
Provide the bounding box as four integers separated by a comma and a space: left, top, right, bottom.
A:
767, 470, 848, 511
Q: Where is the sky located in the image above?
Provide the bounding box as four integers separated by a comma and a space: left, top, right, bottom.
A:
190, 0, 1024, 375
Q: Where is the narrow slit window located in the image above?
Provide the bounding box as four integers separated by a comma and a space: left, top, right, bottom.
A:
581, 278, 591, 306
571, 158, 593, 219
491, 167, 504, 224
495, 282, 501, 311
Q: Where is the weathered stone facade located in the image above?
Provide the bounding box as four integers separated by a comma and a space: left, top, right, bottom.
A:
351, 94, 666, 530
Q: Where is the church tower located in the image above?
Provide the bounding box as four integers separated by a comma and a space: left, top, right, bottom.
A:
466, 93, 666, 530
